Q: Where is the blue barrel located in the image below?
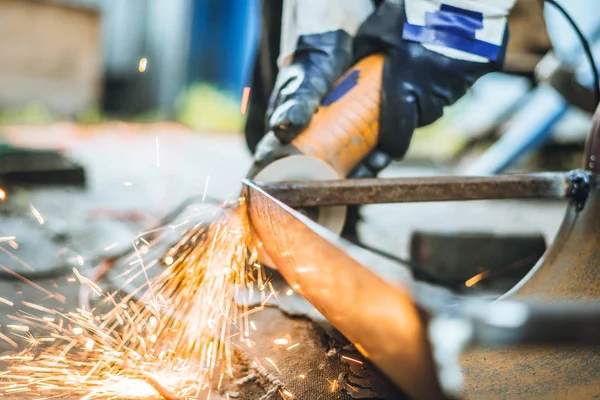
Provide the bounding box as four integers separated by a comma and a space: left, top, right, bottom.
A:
187, 0, 259, 95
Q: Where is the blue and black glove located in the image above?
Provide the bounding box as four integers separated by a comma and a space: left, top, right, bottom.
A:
353, 0, 513, 162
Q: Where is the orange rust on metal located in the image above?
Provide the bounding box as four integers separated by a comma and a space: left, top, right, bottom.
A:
290, 54, 384, 177
243, 181, 444, 400
461, 104, 600, 399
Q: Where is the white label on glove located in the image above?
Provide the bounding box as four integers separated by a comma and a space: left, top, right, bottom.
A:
404, 0, 516, 62
278, 0, 375, 68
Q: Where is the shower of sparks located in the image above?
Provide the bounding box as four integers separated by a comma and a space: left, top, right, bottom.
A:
0, 197, 269, 399
240, 87, 251, 115
156, 137, 160, 167
139, 58, 148, 73
30, 204, 44, 225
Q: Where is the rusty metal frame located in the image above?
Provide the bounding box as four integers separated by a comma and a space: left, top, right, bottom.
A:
259, 173, 573, 207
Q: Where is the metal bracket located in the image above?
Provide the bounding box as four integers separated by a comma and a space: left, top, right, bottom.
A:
566, 169, 593, 210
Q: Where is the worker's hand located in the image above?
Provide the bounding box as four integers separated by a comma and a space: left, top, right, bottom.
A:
266, 0, 375, 144
353, 0, 515, 159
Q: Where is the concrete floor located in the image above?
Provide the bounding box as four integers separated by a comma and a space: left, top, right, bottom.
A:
0, 123, 569, 399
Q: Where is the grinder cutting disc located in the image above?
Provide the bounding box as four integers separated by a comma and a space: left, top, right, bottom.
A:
251, 154, 347, 233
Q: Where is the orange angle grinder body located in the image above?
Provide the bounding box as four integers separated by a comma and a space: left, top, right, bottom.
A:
246, 54, 385, 235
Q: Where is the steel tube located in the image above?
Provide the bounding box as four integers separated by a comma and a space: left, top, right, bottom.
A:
258, 173, 569, 207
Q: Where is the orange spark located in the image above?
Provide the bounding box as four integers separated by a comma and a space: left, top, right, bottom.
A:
0, 332, 17, 348
265, 357, 282, 374
273, 338, 289, 346
465, 270, 490, 287
0, 246, 35, 272
282, 389, 294, 398
8, 240, 18, 249
7, 325, 29, 332
30, 204, 44, 224
286, 343, 300, 351
261, 291, 275, 306
22, 301, 56, 314
0, 296, 14, 306
0, 265, 65, 303
354, 343, 369, 357
240, 86, 251, 114
341, 356, 363, 365
0, 187, 6, 200
139, 58, 148, 72
329, 379, 339, 392
104, 242, 119, 251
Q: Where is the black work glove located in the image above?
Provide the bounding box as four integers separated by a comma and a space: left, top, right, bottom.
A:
266, 30, 354, 144
353, 0, 511, 159
266, 29, 392, 178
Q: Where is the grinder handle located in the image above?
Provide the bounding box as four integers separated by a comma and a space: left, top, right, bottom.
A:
291, 54, 385, 177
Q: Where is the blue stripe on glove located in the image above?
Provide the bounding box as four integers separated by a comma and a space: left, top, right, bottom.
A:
402, 4, 502, 61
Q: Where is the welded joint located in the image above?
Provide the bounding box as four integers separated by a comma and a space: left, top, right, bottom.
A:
566, 169, 593, 210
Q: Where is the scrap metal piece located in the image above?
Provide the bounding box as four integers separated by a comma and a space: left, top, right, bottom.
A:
242, 180, 445, 400
258, 173, 570, 207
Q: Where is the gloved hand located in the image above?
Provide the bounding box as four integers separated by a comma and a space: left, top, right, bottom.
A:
266, 0, 375, 145
266, 30, 353, 144
265, 0, 514, 177
353, 0, 515, 159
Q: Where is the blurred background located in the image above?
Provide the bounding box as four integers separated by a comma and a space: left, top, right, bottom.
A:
0, 0, 259, 130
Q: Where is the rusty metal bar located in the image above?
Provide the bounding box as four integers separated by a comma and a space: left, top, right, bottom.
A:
258, 173, 570, 207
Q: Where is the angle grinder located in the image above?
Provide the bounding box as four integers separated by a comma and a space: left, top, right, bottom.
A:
244, 54, 385, 264
246, 54, 385, 230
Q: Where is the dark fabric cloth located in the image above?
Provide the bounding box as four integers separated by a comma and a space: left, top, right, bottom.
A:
244, 0, 283, 154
